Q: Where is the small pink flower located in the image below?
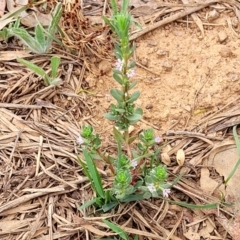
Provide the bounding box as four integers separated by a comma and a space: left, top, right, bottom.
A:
147, 183, 157, 193
126, 68, 135, 78
77, 136, 84, 145
115, 59, 124, 71
162, 188, 171, 197
130, 160, 138, 168
155, 136, 162, 143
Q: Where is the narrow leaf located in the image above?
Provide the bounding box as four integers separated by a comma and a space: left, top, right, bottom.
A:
113, 72, 123, 84
104, 113, 120, 121
129, 81, 137, 90
17, 58, 46, 77
51, 56, 60, 78
113, 127, 124, 143
225, 126, 240, 184
103, 220, 128, 240
127, 91, 140, 103
35, 24, 46, 46
102, 201, 118, 212
78, 198, 98, 210
110, 89, 123, 102
125, 113, 142, 122
83, 149, 105, 198
169, 200, 218, 209
8, 28, 44, 53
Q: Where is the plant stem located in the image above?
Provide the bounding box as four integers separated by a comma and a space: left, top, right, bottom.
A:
97, 149, 115, 175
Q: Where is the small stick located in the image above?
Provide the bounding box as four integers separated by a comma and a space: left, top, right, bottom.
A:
0, 103, 42, 109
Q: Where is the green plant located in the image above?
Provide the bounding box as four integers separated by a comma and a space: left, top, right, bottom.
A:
77, 0, 171, 212
17, 56, 61, 86
94, 219, 138, 240
2, 2, 62, 53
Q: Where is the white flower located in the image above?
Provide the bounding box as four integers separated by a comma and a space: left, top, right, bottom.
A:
162, 188, 171, 197
147, 183, 157, 193
126, 68, 135, 78
155, 136, 162, 143
130, 160, 138, 168
77, 136, 84, 145
115, 59, 124, 71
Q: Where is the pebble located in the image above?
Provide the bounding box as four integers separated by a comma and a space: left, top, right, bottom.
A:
140, 58, 149, 67
162, 61, 172, 71
207, 9, 220, 22
146, 104, 153, 109
226, 72, 239, 81
156, 49, 168, 57
147, 40, 158, 47
98, 60, 111, 74
218, 31, 228, 43
232, 17, 239, 28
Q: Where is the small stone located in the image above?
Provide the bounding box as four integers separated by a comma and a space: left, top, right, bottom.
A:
232, 17, 239, 28
162, 61, 172, 71
98, 60, 111, 74
183, 105, 191, 112
218, 31, 228, 43
156, 49, 168, 57
227, 72, 239, 81
146, 104, 153, 109
219, 46, 233, 58
99, 79, 103, 84
147, 40, 158, 47
140, 58, 149, 67
207, 9, 220, 22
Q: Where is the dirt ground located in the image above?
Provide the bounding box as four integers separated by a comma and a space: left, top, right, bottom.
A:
89, 19, 240, 137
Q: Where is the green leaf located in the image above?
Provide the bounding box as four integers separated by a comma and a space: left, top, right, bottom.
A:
225, 126, 240, 184
103, 220, 129, 240
135, 108, 143, 115
8, 28, 44, 53
104, 113, 120, 121
35, 24, 46, 46
110, 0, 118, 15
110, 89, 123, 102
83, 149, 105, 198
127, 91, 140, 103
128, 61, 136, 69
121, 193, 145, 202
113, 72, 123, 84
113, 69, 123, 75
128, 135, 137, 144
170, 201, 218, 209
121, 0, 130, 15
133, 235, 139, 240
125, 113, 142, 122
113, 127, 124, 143
78, 197, 98, 210
102, 201, 118, 212
48, 2, 62, 35
77, 156, 96, 191
49, 77, 61, 86
17, 58, 46, 77
115, 108, 125, 113
51, 56, 60, 78
129, 81, 137, 90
